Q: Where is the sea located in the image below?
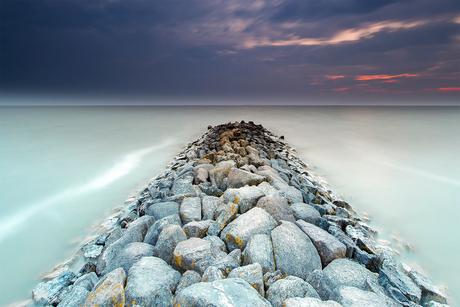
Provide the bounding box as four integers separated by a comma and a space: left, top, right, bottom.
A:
0, 106, 459, 306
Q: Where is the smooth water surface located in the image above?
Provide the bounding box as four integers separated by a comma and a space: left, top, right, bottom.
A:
0, 106, 458, 306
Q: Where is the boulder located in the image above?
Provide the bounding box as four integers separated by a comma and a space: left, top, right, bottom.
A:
283, 297, 343, 307
256, 196, 295, 223
296, 220, 346, 267
407, 269, 447, 305
143, 214, 182, 246
173, 238, 219, 274
105, 242, 154, 274
207, 203, 238, 236
227, 168, 266, 189
223, 185, 265, 214
201, 196, 220, 220
176, 270, 202, 293
291, 203, 321, 225
221, 207, 277, 252
271, 221, 321, 279
124, 257, 181, 307
195, 168, 209, 184
305, 270, 335, 301
183, 220, 214, 239
57, 286, 89, 307
201, 266, 224, 282
327, 225, 355, 258
171, 178, 195, 196
180, 197, 202, 224
147, 202, 180, 221
378, 269, 422, 304
203, 235, 226, 253
73, 272, 98, 291
258, 182, 282, 198
228, 248, 242, 265
267, 276, 320, 307
345, 225, 376, 255
264, 270, 283, 290
209, 160, 236, 187
32, 272, 75, 305
84, 268, 126, 307
173, 278, 272, 307
329, 286, 388, 307
228, 263, 264, 296
242, 234, 275, 274
153, 224, 187, 264
256, 166, 302, 204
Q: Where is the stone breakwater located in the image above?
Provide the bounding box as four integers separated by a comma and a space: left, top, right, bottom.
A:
31, 121, 450, 307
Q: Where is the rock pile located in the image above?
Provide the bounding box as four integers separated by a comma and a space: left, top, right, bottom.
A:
32, 121, 449, 307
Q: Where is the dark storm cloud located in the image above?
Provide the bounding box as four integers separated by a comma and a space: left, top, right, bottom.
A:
1, 0, 459, 102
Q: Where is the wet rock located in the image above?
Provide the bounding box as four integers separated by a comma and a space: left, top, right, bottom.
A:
221, 207, 277, 252
176, 270, 202, 293
103, 242, 154, 275
228, 263, 264, 296
183, 220, 214, 238
227, 168, 266, 189
207, 203, 238, 236
201, 266, 224, 282
209, 160, 236, 187
171, 178, 195, 196
345, 225, 377, 255
84, 268, 126, 307
173, 278, 271, 307
223, 185, 265, 214
291, 203, 321, 225
147, 202, 180, 221
271, 221, 321, 279
242, 234, 275, 274
143, 214, 182, 246
296, 220, 346, 268
153, 224, 187, 264
283, 297, 343, 307
201, 196, 220, 220
407, 269, 447, 304
256, 196, 295, 223
329, 286, 387, 307
32, 272, 75, 305
124, 257, 181, 307
73, 272, 98, 291
180, 197, 202, 224
324, 215, 354, 230
327, 225, 355, 258
267, 276, 320, 307
332, 200, 356, 214
378, 269, 422, 304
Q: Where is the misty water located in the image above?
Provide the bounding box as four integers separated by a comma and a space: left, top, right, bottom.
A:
0, 106, 459, 306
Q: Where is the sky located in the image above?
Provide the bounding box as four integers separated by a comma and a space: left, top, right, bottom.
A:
1, 0, 459, 105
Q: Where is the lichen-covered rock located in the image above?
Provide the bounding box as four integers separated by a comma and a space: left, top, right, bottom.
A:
172, 238, 220, 274
147, 202, 179, 221
291, 203, 321, 225
153, 224, 187, 264
201, 196, 220, 220
57, 286, 89, 307
173, 278, 272, 307
207, 203, 238, 236
124, 257, 181, 307
221, 207, 277, 252
296, 220, 346, 268
329, 286, 388, 307
223, 185, 265, 214
84, 268, 126, 307
242, 234, 275, 274
176, 270, 202, 293
407, 269, 447, 305
264, 270, 283, 291
180, 197, 201, 224
267, 276, 320, 307
143, 214, 182, 246
171, 178, 194, 196
228, 263, 264, 296
271, 221, 321, 279
283, 297, 343, 307
183, 220, 214, 239
256, 196, 295, 223
201, 266, 224, 282
209, 160, 236, 187
105, 242, 154, 274
227, 168, 266, 189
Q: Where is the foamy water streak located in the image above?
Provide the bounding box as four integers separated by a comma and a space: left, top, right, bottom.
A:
0, 139, 174, 244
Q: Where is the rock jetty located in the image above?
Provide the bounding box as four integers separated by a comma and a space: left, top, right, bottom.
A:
31, 121, 450, 307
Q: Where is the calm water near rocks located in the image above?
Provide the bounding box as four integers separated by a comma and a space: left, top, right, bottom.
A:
0, 106, 458, 306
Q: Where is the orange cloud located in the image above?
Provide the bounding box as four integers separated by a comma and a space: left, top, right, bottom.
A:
382, 80, 399, 83
310, 82, 320, 85
438, 87, 460, 91
331, 88, 350, 91
325, 75, 345, 79
356, 74, 419, 81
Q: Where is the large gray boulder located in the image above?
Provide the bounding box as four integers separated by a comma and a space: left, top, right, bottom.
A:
227, 168, 266, 189
73, 272, 98, 291
172, 278, 272, 307
271, 221, 321, 279
201, 196, 220, 220
283, 297, 343, 307
221, 207, 277, 252
124, 257, 181, 307
223, 185, 265, 214
57, 286, 89, 307
176, 270, 202, 293
201, 266, 224, 282
172, 238, 221, 274
258, 182, 282, 198
171, 178, 194, 196
203, 235, 226, 253
209, 160, 236, 187
291, 203, 321, 225
207, 203, 239, 236
228, 263, 264, 296
153, 224, 187, 264
84, 268, 126, 307
256, 166, 302, 204
183, 220, 214, 239
296, 220, 346, 268
378, 269, 422, 304
143, 214, 181, 246
329, 286, 388, 307
104, 242, 154, 274
256, 196, 295, 223
407, 269, 447, 305
327, 225, 355, 258
242, 234, 275, 274
267, 276, 320, 307
180, 197, 201, 224
147, 202, 179, 221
